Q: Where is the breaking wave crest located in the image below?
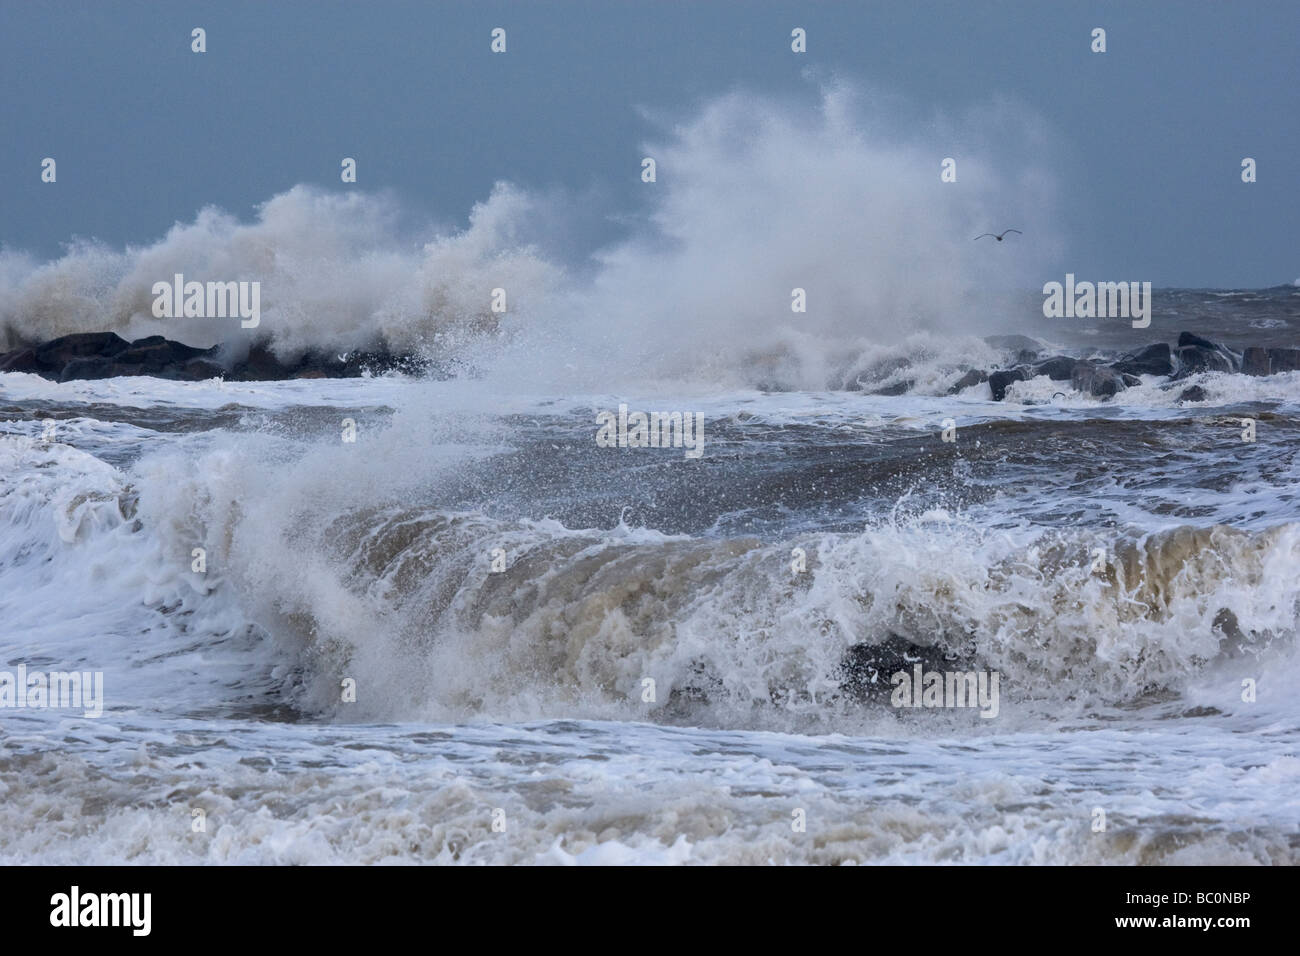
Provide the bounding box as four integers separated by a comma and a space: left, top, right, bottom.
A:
82, 429, 1294, 733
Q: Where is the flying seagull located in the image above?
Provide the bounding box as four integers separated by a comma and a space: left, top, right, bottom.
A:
974, 229, 1022, 242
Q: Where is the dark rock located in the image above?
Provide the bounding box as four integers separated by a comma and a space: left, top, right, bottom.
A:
1267, 348, 1300, 373
176, 358, 228, 381
0, 348, 39, 373
1119, 373, 1142, 388
846, 355, 912, 392
227, 344, 296, 381
1111, 342, 1173, 377
42, 335, 226, 382
1177, 385, 1207, 403
947, 369, 987, 393
1173, 332, 1240, 378
337, 352, 387, 376
1177, 331, 1221, 351
225, 344, 428, 381
114, 337, 210, 373
341, 351, 429, 377
838, 635, 976, 704
1175, 346, 1235, 376
988, 367, 1029, 401
1033, 356, 1084, 381
58, 357, 118, 382
15, 331, 428, 383
304, 349, 430, 378
1070, 362, 1125, 398
34, 332, 130, 372
1242, 347, 1271, 376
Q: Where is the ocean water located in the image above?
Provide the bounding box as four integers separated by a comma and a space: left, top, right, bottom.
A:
3, 283, 1299, 864
2, 81, 1298, 863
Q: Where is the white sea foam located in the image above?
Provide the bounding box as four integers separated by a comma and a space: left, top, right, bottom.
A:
1, 85, 1061, 393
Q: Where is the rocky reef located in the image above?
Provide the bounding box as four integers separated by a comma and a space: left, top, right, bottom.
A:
0, 332, 429, 382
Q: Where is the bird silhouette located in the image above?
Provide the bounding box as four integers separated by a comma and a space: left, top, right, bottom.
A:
974, 229, 1022, 242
